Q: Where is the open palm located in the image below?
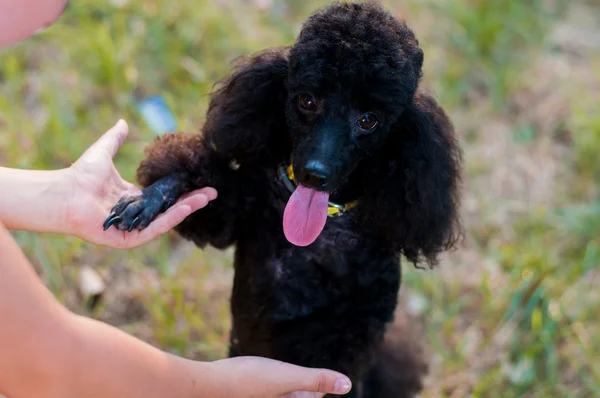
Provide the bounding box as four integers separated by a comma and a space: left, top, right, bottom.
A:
66, 120, 216, 249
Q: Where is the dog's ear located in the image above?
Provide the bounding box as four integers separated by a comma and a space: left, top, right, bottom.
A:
360, 92, 463, 267
203, 47, 290, 163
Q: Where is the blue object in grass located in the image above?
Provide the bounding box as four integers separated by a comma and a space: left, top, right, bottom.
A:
137, 95, 178, 135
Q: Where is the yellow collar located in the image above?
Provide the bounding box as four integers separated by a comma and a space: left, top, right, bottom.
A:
278, 164, 358, 217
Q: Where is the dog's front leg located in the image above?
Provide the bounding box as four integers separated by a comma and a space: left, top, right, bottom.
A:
103, 172, 188, 232
103, 131, 244, 249
103, 132, 210, 232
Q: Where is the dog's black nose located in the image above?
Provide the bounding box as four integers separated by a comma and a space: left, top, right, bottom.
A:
299, 160, 330, 190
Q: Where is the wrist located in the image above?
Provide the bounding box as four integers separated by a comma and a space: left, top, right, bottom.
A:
46, 167, 76, 234
195, 360, 228, 398
54, 166, 81, 235
171, 356, 218, 398
0, 167, 74, 233
35, 167, 76, 235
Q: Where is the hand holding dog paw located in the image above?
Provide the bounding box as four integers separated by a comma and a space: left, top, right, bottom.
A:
65, 119, 217, 249
207, 356, 352, 398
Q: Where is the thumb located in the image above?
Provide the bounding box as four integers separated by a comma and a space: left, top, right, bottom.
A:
85, 119, 129, 159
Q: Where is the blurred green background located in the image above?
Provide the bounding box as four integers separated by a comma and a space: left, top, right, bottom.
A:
1, 0, 599, 396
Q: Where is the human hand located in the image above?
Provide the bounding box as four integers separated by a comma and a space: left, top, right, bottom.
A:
207, 356, 352, 398
64, 119, 217, 249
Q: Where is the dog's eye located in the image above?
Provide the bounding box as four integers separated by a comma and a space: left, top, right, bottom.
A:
298, 94, 317, 112
357, 113, 379, 131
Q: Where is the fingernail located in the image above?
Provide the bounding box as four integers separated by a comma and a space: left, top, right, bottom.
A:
334, 379, 351, 394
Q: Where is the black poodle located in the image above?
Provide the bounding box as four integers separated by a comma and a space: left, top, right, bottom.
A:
104, 2, 462, 396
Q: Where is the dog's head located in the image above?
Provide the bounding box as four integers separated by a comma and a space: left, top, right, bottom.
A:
286, 2, 423, 194
282, 3, 440, 248
205, 2, 462, 264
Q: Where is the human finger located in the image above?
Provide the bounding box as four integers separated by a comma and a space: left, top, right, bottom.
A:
86, 119, 129, 159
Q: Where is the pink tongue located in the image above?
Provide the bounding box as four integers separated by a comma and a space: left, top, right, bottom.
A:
283, 184, 330, 246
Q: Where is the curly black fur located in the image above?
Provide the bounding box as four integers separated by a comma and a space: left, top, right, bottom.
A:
107, 3, 462, 396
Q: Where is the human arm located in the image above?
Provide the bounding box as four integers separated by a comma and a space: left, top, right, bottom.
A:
0, 120, 217, 249
0, 0, 68, 48
0, 221, 214, 398
0, 222, 352, 398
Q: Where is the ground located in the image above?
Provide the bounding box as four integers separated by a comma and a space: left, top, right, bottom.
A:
1, 0, 599, 396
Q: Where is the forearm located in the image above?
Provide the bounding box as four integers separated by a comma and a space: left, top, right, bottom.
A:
0, 223, 212, 398
63, 316, 212, 398
0, 222, 75, 397
0, 167, 72, 233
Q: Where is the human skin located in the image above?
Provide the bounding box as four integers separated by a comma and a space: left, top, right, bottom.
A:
0, 120, 352, 398
0, 120, 218, 249
0, 2, 352, 395
0, 219, 351, 398
0, 0, 69, 48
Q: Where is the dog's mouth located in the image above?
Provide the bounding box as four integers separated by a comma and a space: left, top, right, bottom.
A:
283, 184, 330, 247
278, 163, 358, 246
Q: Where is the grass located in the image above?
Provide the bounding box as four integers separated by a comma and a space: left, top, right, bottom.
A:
425, 0, 566, 109
1, 0, 599, 395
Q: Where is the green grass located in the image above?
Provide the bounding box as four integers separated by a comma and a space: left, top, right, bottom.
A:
1, 0, 598, 395
426, 0, 567, 109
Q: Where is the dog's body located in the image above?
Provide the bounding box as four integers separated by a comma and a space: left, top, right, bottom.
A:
105, 3, 462, 397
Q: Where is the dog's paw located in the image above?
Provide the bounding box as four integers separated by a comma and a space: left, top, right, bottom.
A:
103, 187, 172, 232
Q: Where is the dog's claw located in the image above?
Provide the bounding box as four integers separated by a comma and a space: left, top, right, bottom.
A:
103, 182, 178, 233
128, 217, 140, 232
110, 197, 135, 214
103, 215, 121, 231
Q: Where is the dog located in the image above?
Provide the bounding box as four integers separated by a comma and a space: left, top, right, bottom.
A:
104, 2, 462, 396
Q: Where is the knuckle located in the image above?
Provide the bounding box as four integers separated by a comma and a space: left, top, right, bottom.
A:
312, 372, 328, 393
